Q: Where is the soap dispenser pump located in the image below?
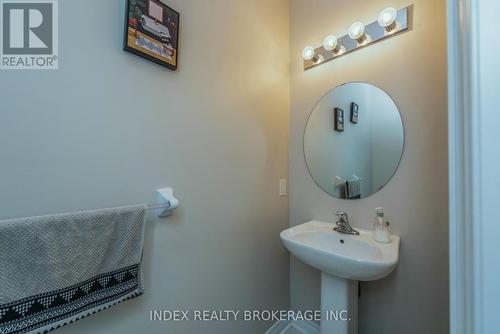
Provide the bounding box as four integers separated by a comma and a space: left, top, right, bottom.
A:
373, 207, 391, 243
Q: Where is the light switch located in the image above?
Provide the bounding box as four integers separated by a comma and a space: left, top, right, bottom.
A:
279, 179, 288, 197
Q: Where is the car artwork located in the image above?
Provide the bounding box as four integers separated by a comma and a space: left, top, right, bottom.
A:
124, 0, 179, 70
140, 15, 171, 44
138, 15, 175, 57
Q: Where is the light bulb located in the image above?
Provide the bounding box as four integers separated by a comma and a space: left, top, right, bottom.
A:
378, 7, 397, 30
348, 22, 365, 41
323, 35, 338, 51
302, 46, 315, 61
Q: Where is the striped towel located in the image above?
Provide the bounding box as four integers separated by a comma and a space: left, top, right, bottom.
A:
0, 205, 146, 334
346, 179, 361, 199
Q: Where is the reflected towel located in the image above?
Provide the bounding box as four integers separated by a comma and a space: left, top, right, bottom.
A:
346, 180, 361, 199
0, 205, 146, 334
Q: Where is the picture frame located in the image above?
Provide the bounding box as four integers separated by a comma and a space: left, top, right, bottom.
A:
124, 0, 180, 71
350, 102, 359, 124
334, 107, 345, 132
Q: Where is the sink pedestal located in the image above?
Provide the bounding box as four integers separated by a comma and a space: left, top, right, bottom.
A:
281, 221, 400, 334
321, 273, 358, 334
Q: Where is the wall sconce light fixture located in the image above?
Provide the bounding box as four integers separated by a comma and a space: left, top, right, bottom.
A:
302, 46, 324, 64
378, 7, 398, 33
348, 22, 370, 45
302, 5, 412, 70
323, 35, 346, 56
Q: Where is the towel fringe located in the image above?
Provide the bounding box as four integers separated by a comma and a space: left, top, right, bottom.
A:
33, 290, 143, 334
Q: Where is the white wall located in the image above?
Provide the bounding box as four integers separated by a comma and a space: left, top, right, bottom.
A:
448, 1, 500, 332
475, 0, 500, 332
289, 0, 449, 333
0, 0, 290, 333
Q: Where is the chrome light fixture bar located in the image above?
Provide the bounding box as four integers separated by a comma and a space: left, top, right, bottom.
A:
303, 5, 411, 70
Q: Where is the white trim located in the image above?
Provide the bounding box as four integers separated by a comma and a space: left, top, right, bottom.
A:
265, 320, 320, 334
447, 0, 481, 333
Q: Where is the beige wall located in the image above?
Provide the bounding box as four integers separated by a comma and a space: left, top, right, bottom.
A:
0, 0, 290, 333
289, 0, 449, 333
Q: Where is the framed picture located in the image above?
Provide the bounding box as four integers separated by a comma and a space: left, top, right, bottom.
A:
334, 107, 345, 132
124, 0, 180, 70
350, 102, 359, 124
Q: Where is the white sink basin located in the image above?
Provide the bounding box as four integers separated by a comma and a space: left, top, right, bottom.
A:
281, 220, 400, 334
281, 220, 400, 281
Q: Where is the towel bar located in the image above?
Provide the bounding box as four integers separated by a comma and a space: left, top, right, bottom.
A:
148, 188, 179, 217
146, 203, 173, 210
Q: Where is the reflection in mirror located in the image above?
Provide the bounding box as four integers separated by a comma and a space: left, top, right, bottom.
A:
304, 82, 404, 199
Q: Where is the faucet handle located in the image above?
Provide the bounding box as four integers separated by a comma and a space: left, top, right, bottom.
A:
333, 210, 360, 235
335, 211, 348, 221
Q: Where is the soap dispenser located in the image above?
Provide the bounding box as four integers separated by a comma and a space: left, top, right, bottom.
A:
373, 207, 391, 243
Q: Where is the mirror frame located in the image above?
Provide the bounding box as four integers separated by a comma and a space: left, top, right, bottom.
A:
303, 81, 407, 200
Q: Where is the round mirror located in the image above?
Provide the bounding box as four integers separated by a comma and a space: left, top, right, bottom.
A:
304, 82, 404, 199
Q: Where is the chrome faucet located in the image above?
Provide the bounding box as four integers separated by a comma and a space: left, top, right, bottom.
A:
334, 211, 360, 235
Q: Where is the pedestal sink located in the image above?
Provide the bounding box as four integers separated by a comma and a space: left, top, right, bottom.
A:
281, 220, 400, 334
